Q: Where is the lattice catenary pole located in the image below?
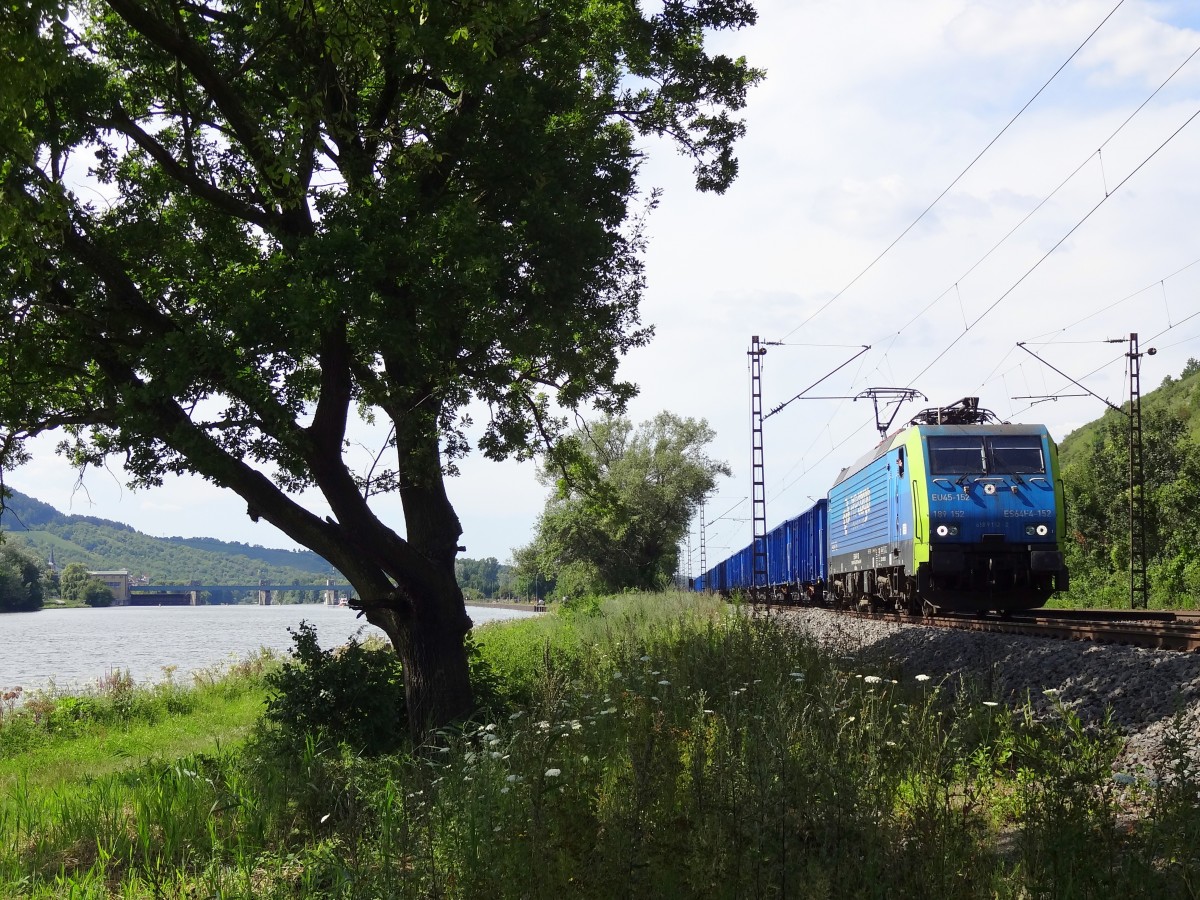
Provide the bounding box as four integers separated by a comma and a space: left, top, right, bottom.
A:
749, 336, 768, 589
1127, 333, 1149, 609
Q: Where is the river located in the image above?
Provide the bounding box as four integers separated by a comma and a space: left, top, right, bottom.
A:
0, 603, 538, 696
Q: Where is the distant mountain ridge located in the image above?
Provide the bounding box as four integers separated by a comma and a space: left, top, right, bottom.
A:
0, 487, 336, 585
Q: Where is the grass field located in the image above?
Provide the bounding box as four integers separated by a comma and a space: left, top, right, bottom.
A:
1, 593, 1197, 898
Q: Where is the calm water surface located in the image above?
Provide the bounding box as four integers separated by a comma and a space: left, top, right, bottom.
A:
0, 604, 536, 695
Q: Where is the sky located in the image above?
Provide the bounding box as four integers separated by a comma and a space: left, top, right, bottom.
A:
11, 0, 1200, 575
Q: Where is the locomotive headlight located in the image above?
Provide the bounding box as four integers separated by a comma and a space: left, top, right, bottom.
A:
1025, 523, 1051, 537
935, 524, 959, 537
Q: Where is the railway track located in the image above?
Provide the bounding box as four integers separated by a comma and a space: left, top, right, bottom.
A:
842, 606, 1200, 652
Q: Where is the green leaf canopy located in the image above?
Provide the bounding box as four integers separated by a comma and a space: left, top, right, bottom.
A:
0, 0, 760, 730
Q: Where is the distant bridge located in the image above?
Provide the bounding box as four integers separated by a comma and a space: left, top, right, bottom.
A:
128, 582, 355, 607
133, 584, 353, 593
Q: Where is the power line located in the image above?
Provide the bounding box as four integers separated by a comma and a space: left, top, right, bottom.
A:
903, 97, 1200, 388
877, 38, 1200, 359
779, 0, 1128, 342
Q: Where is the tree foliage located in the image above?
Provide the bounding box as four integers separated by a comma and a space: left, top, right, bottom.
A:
1063, 403, 1200, 607
56, 560, 114, 605
519, 412, 729, 595
455, 556, 511, 600
0, 543, 44, 612
0, 0, 760, 732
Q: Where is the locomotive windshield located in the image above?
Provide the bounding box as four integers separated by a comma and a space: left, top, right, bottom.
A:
927, 436, 985, 474
988, 435, 1045, 473
927, 434, 1046, 475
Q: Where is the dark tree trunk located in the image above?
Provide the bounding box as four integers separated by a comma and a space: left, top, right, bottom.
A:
369, 596, 474, 742
362, 404, 477, 742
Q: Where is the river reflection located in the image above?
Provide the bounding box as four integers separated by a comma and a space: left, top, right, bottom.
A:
0, 603, 536, 695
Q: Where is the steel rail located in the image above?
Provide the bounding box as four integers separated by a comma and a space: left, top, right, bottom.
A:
840, 607, 1200, 652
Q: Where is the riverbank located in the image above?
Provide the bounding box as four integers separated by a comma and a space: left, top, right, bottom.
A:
2, 592, 1197, 897
1, 602, 537, 697
469, 600, 547, 613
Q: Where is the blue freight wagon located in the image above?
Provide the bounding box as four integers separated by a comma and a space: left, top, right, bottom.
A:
693, 398, 1068, 614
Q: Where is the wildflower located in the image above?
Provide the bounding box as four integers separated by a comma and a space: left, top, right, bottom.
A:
863, 675, 882, 685
846, 716, 856, 723
485, 723, 497, 732
509, 711, 524, 721
1043, 688, 1059, 696
652, 670, 660, 676
571, 721, 583, 731
982, 701, 999, 707
536, 720, 551, 730
500, 787, 510, 795
790, 672, 805, 679
506, 774, 523, 783
490, 752, 504, 760
639, 655, 651, 662
545, 768, 562, 778
914, 674, 931, 682
885, 741, 897, 747
658, 679, 670, 686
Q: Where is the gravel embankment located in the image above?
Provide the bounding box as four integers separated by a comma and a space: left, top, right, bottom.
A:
767, 607, 1200, 777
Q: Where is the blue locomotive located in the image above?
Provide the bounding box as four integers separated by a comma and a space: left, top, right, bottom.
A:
695, 398, 1070, 614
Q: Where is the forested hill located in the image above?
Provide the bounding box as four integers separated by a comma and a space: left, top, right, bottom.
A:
1057, 357, 1200, 466
0, 488, 336, 585
1054, 357, 1200, 607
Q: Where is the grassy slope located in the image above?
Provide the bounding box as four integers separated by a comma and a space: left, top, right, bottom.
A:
0, 595, 1197, 898
0, 686, 267, 796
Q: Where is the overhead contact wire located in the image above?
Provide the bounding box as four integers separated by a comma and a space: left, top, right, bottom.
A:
905, 99, 1200, 388
779, 0, 1128, 342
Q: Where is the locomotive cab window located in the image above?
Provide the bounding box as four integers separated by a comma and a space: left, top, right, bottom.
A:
987, 435, 1044, 473
927, 436, 986, 474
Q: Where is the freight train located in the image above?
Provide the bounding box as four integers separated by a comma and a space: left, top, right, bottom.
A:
694, 398, 1070, 614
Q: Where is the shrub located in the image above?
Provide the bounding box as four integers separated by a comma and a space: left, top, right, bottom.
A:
264, 621, 409, 755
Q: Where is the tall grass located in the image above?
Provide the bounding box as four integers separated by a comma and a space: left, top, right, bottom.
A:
0, 593, 1196, 898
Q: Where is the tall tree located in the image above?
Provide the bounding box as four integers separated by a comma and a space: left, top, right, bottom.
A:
0, 544, 44, 612
0, 0, 761, 733
521, 412, 729, 594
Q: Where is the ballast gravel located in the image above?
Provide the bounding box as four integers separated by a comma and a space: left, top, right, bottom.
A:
766, 607, 1200, 778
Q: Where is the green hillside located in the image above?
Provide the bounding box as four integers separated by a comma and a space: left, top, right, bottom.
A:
0, 488, 336, 585
1054, 357, 1200, 608
1057, 357, 1200, 467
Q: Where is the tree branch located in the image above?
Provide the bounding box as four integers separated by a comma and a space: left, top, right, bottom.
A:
103, 106, 282, 235
104, 0, 294, 210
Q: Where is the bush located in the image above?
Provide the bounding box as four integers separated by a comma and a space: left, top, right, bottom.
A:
264, 621, 408, 755
82, 580, 115, 607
